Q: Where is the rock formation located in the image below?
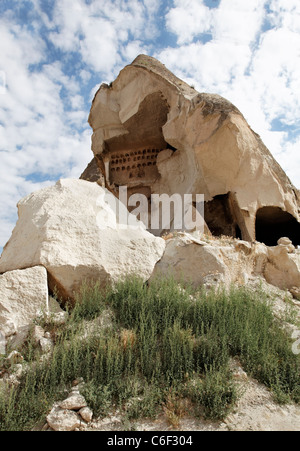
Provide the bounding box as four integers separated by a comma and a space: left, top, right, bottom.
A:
46, 382, 91, 431
0, 266, 48, 338
0, 179, 165, 305
0, 56, 300, 432
151, 234, 300, 295
85, 54, 300, 244
0, 54, 299, 351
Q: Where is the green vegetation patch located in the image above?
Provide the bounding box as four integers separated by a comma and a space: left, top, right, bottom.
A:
0, 277, 299, 431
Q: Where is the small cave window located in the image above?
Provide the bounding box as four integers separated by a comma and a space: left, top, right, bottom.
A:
235, 224, 242, 240
204, 193, 241, 239
166, 143, 177, 152
255, 207, 300, 246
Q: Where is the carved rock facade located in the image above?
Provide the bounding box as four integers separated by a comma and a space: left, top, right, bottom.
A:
86, 55, 300, 245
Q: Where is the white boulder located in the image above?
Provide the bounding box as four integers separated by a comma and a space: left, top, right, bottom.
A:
0, 179, 165, 303
59, 393, 88, 411
265, 245, 300, 291
0, 266, 49, 338
46, 406, 81, 432
151, 235, 232, 288
151, 234, 300, 293
79, 407, 93, 423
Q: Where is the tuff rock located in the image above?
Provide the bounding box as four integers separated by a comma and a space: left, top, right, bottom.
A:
85, 54, 300, 244
151, 233, 300, 292
0, 179, 165, 303
0, 266, 49, 338
79, 407, 93, 423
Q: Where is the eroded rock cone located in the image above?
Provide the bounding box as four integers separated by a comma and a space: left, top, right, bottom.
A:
84, 54, 300, 245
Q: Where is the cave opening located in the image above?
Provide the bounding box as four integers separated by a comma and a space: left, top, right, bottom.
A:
235, 224, 242, 240
255, 207, 300, 246
204, 193, 242, 239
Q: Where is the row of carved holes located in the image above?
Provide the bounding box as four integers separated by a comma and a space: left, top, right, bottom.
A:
111, 161, 156, 172
111, 149, 160, 159
110, 149, 161, 166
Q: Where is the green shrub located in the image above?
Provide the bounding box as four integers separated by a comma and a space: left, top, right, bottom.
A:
187, 367, 239, 420
0, 277, 299, 431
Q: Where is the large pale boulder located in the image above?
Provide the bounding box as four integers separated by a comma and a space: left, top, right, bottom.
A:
85, 54, 300, 245
151, 233, 300, 293
0, 266, 48, 338
151, 234, 256, 288
264, 243, 300, 291
0, 179, 165, 303
151, 235, 229, 288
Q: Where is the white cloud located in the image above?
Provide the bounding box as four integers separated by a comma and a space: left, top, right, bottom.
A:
166, 0, 212, 44
250, 28, 300, 124
79, 69, 92, 84
269, 0, 300, 31
0, 0, 163, 249
279, 137, 300, 187
161, 0, 268, 89
121, 40, 149, 63
166, 0, 267, 46
0, 14, 92, 248
213, 0, 267, 45
48, 0, 159, 76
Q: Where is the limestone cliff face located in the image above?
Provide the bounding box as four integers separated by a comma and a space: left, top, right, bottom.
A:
85, 55, 300, 245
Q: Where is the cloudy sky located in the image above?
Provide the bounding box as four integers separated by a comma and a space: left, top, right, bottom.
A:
0, 0, 300, 251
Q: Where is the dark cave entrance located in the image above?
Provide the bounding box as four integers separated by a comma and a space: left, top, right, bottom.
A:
204, 193, 244, 239
255, 207, 300, 246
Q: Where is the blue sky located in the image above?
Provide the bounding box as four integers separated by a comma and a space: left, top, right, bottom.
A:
0, 0, 300, 251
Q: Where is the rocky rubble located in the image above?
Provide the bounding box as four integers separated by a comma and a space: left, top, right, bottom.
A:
45, 381, 93, 431
152, 233, 300, 297
43, 369, 300, 432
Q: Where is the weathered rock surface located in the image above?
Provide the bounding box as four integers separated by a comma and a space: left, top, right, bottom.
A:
0, 179, 165, 303
46, 406, 81, 432
79, 407, 93, 423
45, 385, 92, 431
46, 297, 69, 326
151, 234, 230, 288
31, 325, 45, 346
264, 239, 300, 291
151, 233, 300, 292
86, 54, 300, 244
39, 336, 53, 354
290, 286, 300, 300
0, 266, 49, 338
59, 393, 88, 411
6, 351, 24, 365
